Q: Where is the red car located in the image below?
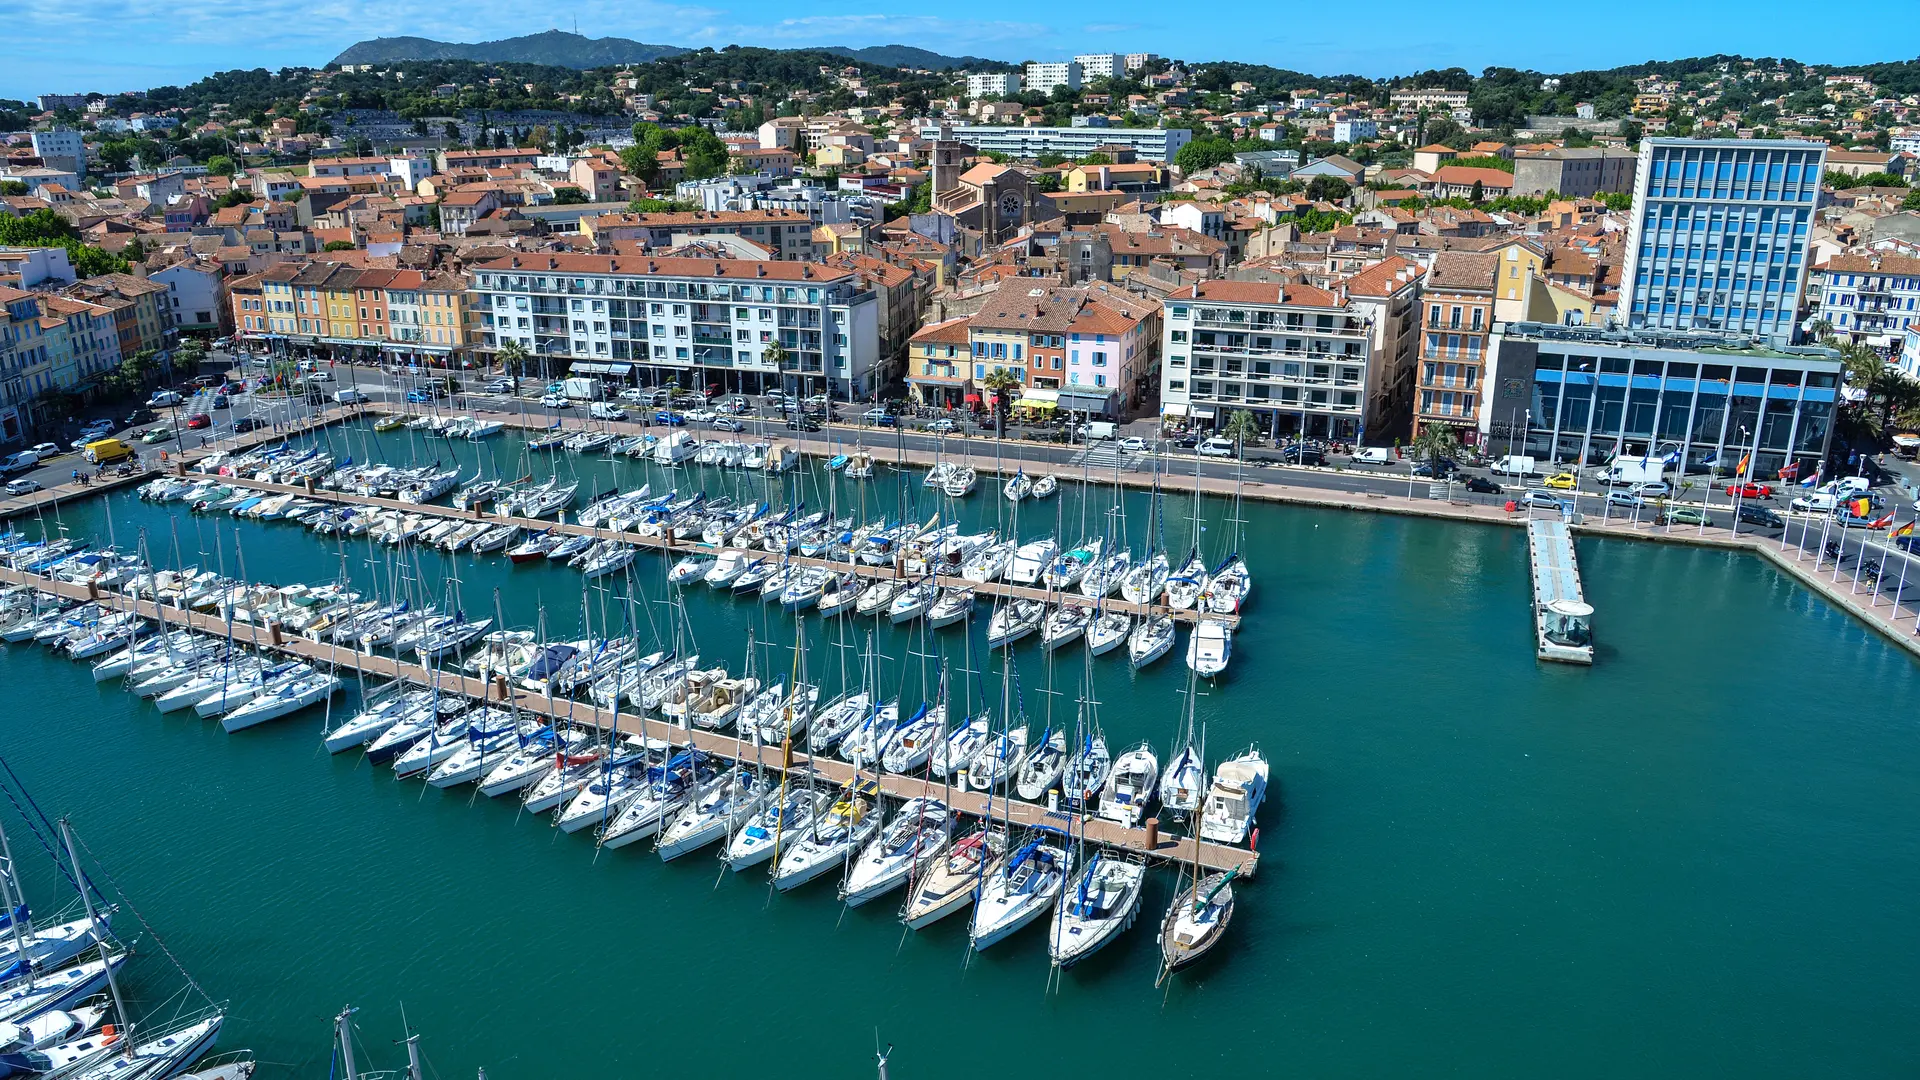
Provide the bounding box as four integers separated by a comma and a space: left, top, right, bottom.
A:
1726, 482, 1772, 499
185, 413, 211, 430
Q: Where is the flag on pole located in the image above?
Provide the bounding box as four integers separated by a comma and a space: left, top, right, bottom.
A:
1736, 452, 1752, 479
1869, 513, 1896, 529
1892, 521, 1916, 539
1852, 497, 1873, 518
1800, 467, 1820, 489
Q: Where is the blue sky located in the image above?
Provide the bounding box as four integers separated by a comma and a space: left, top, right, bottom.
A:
8, 0, 1920, 101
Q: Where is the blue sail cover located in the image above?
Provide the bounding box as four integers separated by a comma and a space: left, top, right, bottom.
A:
0, 904, 25, 931
0, 958, 28, 984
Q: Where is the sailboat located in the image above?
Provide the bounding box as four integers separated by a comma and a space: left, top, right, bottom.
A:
657, 766, 773, 861
1127, 615, 1175, 668
1158, 868, 1239, 977
969, 835, 1071, 950
1048, 850, 1148, 968
772, 777, 882, 890
725, 782, 830, 871
1014, 728, 1068, 801
1201, 553, 1251, 614
1002, 472, 1032, 502
839, 798, 952, 906
901, 827, 1008, 930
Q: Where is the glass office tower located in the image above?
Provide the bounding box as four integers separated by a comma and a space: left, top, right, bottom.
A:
1620, 138, 1827, 347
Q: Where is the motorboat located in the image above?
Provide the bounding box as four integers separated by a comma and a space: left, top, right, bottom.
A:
1159, 870, 1238, 974
702, 550, 754, 587
657, 766, 773, 861
1186, 619, 1232, 678
1198, 748, 1269, 845
959, 541, 1015, 584
668, 554, 715, 585
1005, 538, 1058, 585
840, 798, 952, 906
1127, 615, 1175, 669
902, 827, 1008, 930
1039, 604, 1092, 650
985, 599, 1044, 648
1098, 742, 1159, 828
506, 532, 561, 563
1030, 474, 1058, 499
1049, 851, 1148, 967
969, 838, 1070, 950
1085, 610, 1131, 656
689, 675, 760, 731
773, 778, 883, 890
1159, 743, 1204, 816
1014, 727, 1068, 801
966, 724, 1028, 791
724, 783, 830, 871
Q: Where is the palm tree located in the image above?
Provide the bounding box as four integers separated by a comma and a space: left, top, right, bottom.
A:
980, 368, 1023, 439
1223, 409, 1261, 456
1410, 424, 1462, 479
495, 340, 528, 392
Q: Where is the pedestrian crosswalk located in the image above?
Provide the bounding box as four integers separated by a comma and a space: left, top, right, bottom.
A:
1069, 442, 1146, 471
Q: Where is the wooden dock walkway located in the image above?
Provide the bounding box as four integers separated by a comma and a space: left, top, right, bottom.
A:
1527, 519, 1594, 665
0, 566, 1258, 876
167, 467, 1238, 629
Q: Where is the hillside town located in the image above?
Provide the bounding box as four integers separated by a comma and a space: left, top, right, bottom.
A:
4, 48, 1920, 468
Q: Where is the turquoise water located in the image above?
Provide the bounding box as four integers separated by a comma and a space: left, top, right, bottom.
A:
2, 420, 1918, 1078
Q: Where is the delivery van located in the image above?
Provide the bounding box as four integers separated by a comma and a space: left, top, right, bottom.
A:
83, 438, 135, 465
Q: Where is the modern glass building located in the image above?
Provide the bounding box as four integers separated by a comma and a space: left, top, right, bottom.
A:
1620, 138, 1826, 347
1484, 323, 1841, 481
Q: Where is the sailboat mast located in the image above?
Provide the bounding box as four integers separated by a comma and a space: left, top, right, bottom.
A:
57, 819, 126, 1037
336, 1005, 360, 1080
0, 819, 32, 975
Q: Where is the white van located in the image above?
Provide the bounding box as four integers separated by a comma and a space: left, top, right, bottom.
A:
1351, 447, 1394, 466
332, 388, 367, 404
1490, 455, 1537, 477
1790, 491, 1837, 514
588, 402, 628, 421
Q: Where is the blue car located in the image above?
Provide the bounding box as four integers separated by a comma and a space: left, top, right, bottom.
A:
653, 410, 685, 426
406, 388, 432, 403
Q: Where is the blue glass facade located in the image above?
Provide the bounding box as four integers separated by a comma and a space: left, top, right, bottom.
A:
1621, 139, 1826, 347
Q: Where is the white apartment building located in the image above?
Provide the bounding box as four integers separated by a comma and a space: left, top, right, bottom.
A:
1159, 280, 1375, 441
1124, 53, 1158, 73
1332, 120, 1378, 143
1025, 62, 1083, 95
1073, 54, 1125, 80
470, 254, 882, 396
966, 72, 1022, 98
1389, 88, 1470, 112
1809, 252, 1920, 348
29, 128, 84, 176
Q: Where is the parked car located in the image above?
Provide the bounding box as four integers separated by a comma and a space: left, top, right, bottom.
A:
123, 407, 154, 427
617, 387, 648, 403
147, 390, 182, 407
720, 396, 753, 415
210, 394, 229, 409
1280, 444, 1324, 466
1197, 437, 1235, 458
184, 413, 211, 430
140, 427, 174, 444
1607, 491, 1645, 510
1629, 481, 1670, 499
232, 417, 266, 433
80, 419, 114, 438
5, 478, 41, 496
785, 417, 822, 432
28, 443, 58, 458
862, 407, 894, 426
1660, 506, 1709, 526
927, 418, 957, 435
588, 403, 628, 421
1411, 459, 1456, 478
1, 450, 42, 473
305, 369, 332, 382
1463, 475, 1503, 494
1119, 436, 1149, 453
539, 394, 571, 408
684, 408, 715, 423
1726, 482, 1773, 499
1542, 472, 1578, 490
1520, 490, 1568, 510
408, 389, 435, 404
710, 417, 744, 432
1737, 504, 1785, 528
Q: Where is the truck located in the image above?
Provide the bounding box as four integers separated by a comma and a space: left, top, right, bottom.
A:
1490, 455, 1537, 477
1351, 447, 1395, 466
1598, 456, 1665, 487
82, 438, 135, 466
1081, 421, 1117, 442
562, 377, 604, 402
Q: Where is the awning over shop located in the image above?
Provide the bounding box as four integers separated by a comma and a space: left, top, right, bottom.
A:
1160, 402, 1189, 416
1013, 387, 1060, 410
569, 362, 635, 376
1190, 408, 1216, 420
1056, 387, 1116, 412
1014, 397, 1058, 411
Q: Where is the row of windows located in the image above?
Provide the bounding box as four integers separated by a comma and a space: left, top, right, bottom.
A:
1172, 381, 1361, 409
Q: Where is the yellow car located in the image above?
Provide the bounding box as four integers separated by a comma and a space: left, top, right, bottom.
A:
1543, 472, 1577, 490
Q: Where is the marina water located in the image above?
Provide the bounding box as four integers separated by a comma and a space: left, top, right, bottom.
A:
3, 423, 1918, 1077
